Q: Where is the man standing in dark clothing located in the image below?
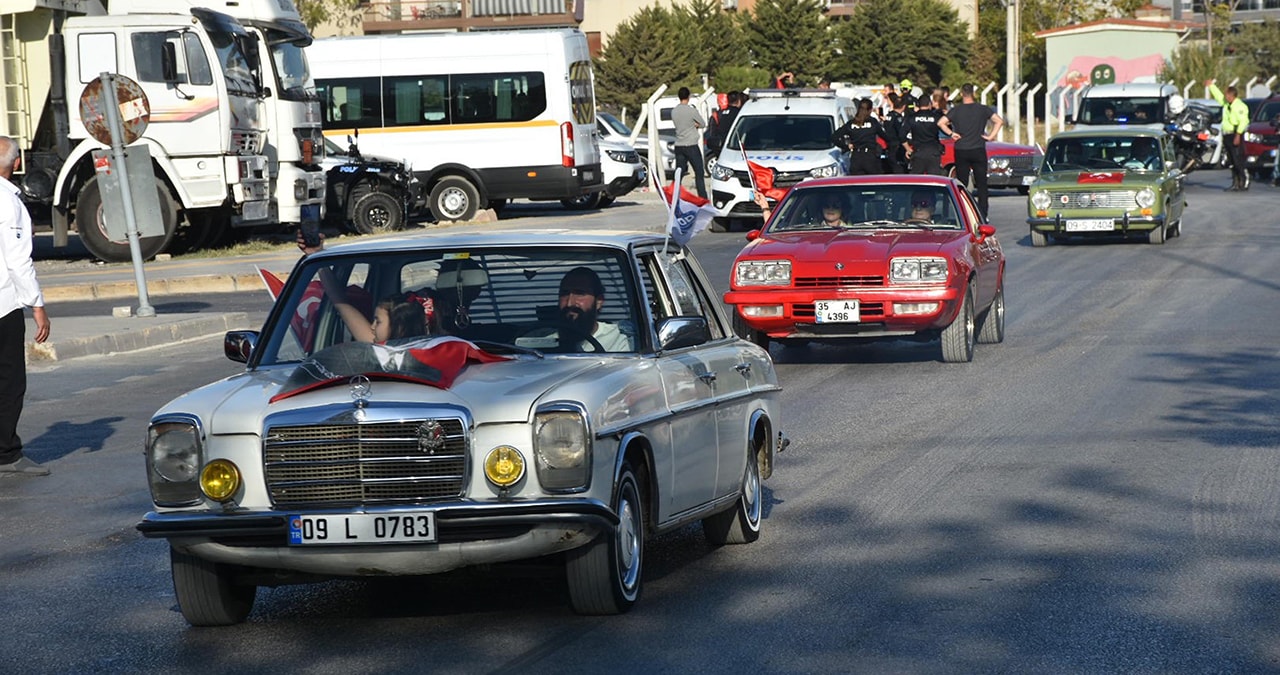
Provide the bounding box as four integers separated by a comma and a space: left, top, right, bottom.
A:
937, 83, 1004, 217
707, 91, 743, 160
671, 86, 707, 198
905, 89, 946, 176
833, 98, 889, 175
883, 93, 909, 173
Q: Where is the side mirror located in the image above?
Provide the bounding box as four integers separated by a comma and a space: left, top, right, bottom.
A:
657, 316, 711, 350
224, 330, 259, 364
746, 229, 761, 241
974, 223, 997, 243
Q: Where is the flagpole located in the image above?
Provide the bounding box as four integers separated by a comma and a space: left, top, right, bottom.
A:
740, 134, 759, 197
663, 166, 683, 254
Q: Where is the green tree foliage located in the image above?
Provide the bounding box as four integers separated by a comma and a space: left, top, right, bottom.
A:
743, 0, 833, 86
832, 0, 969, 87
294, 0, 361, 32
593, 6, 701, 111
679, 0, 748, 78
714, 65, 775, 92
1224, 19, 1280, 82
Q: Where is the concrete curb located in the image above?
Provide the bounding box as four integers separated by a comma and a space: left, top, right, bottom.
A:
25, 312, 251, 363
41, 274, 278, 303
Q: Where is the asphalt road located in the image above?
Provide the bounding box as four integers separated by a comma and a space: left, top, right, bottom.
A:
7, 171, 1280, 672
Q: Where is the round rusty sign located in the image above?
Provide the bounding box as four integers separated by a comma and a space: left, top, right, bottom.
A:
79, 74, 150, 146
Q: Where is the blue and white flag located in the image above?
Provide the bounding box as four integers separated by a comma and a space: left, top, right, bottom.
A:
661, 181, 716, 246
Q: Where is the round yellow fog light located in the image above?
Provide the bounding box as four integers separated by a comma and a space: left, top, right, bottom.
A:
200, 459, 241, 502
484, 445, 525, 487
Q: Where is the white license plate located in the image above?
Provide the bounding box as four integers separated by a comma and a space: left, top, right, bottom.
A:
288, 512, 436, 545
1022, 175, 1037, 185
1065, 218, 1115, 232
814, 299, 859, 323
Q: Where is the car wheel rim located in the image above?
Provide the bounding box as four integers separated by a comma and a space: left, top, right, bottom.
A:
616, 491, 641, 592
440, 188, 468, 219
743, 458, 761, 527
965, 296, 975, 351
367, 206, 390, 228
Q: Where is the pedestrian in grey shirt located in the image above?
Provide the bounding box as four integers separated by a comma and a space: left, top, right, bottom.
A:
671, 86, 707, 198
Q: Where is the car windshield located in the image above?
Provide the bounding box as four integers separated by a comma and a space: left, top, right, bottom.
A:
598, 112, 632, 137
257, 246, 641, 365
1077, 97, 1163, 125
766, 185, 964, 232
730, 115, 836, 151
1043, 136, 1162, 172
1256, 101, 1280, 123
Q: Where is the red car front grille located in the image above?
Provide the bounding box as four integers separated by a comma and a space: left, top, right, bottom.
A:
795, 302, 885, 320
794, 275, 884, 287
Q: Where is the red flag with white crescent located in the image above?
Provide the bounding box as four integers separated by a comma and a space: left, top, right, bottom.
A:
1077, 172, 1125, 184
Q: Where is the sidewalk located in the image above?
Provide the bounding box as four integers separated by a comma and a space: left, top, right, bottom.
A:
28, 235, 305, 364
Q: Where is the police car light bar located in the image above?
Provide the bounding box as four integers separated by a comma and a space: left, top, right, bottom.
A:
748, 89, 838, 100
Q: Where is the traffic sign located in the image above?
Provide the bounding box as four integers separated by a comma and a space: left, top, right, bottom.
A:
79, 75, 150, 146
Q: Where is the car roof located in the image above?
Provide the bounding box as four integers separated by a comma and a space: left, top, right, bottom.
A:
307, 229, 670, 259
788, 175, 961, 191
739, 90, 851, 116
1047, 125, 1167, 140
1083, 82, 1176, 96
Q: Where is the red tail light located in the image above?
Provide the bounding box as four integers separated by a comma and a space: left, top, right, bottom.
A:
302, 139, 314, 164
561, 121, 575, 167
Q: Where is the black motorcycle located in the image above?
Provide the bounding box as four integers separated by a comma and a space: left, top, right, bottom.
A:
1167, 103, 1218, 173
323, 130, 423, 235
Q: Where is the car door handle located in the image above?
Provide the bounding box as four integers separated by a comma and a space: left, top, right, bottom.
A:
733, 362, 751, 377
698, 371, 717, 385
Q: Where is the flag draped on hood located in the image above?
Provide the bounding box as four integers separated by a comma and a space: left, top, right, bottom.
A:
660, 182, 717, 246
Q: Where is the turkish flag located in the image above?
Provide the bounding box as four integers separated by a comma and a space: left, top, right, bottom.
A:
745, 159, 789, 201
408, 337, 511, 389
1077, 172, 1125, 184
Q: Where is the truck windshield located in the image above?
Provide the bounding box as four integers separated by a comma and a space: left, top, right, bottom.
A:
205, 29, 259, 96
266, 29, 316, 102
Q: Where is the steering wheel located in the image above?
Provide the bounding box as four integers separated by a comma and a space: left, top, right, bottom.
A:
516, 320, 606, 353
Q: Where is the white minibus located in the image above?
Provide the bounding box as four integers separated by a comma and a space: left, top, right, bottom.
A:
308, 29, 602, 222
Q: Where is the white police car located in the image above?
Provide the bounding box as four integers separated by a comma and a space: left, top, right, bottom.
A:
708, 89, 855, 231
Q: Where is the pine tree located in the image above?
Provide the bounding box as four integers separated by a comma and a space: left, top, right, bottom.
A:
594, 7, 701, 111
832, 0, 969, 87
743, 0, 834, 87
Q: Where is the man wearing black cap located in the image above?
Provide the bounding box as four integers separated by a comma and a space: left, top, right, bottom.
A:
557, 267, 633, 352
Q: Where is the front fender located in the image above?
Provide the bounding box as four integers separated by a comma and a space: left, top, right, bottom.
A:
55, 136, 191, 209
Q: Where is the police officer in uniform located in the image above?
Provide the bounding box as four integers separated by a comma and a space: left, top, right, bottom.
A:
905, 89, 946, 176
833, 98, 888, 175
883, 93, 909, 173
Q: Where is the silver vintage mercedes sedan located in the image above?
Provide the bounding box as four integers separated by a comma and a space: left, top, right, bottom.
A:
138, 230, 786, 625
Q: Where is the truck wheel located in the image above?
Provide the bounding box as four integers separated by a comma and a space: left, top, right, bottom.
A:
429, 176, 479, 222
170, 546, 255, 626
561, 191, 604, 210
350, 190, 403, 234
76, 176, 177, 263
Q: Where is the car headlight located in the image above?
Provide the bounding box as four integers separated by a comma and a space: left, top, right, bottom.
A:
1135, 187, 1157, 208
147, 416, 203, 506
1030, 190, 1051, 210
534, 407, 590, 491
484, 445, 526, 488
735, 259, 791, 286
1244, 132, 1261, 143
989, 157, 1010, 170
606, 149, 629, 163
711, 163, 735, 181
810, 162, 840, 178
890, 256, 948, 283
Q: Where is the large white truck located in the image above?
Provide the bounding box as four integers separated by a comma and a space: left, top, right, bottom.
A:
0, 0, 274, 261
119, 0, 326, 250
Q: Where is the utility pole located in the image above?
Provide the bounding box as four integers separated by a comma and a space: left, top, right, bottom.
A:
1006, 0, 1020, 141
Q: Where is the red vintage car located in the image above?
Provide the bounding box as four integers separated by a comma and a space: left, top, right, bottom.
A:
941, 138, 1044, 194
723, 175, 1005, 363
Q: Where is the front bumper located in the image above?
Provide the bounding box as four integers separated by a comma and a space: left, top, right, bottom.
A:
604, 165, 646, 198
138, 498, 616, 577
726, 285, 963, 339
1028, 212, 1165, 236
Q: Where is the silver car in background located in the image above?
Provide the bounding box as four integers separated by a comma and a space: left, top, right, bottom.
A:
138, 230, 785, 625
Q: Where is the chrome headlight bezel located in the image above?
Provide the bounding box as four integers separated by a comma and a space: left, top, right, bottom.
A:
890, 256, 949, 284
146, 414, 204, 507
534, 404, 591, 492
1135, 187, 1157, 209
711, 163, 736, 181
1030, 190, 1052, 210
989, 157, 1011, 170
734, 259, 792, 287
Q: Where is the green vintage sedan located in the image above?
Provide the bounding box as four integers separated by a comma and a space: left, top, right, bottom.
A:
1026, 126, 1186, 246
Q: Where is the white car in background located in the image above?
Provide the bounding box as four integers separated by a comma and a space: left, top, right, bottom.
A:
562, 135, 646, 210
599, 111, 675, 178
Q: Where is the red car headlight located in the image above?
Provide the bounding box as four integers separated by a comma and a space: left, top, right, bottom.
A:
890, 257, 948, 283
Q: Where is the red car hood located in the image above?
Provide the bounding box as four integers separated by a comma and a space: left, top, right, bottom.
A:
746, 229, 967, 264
